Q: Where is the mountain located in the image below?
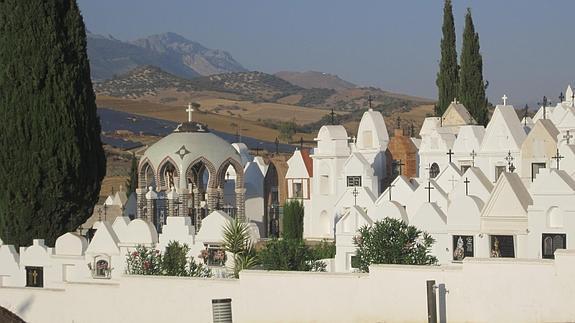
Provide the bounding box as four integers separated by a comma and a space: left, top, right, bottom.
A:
275, 70, 356, 91
87, 31, 246, 81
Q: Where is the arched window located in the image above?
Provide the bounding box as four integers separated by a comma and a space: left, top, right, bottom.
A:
543, 236, 553, 256
429, 163, 440, 178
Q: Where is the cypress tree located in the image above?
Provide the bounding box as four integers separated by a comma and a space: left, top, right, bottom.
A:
126, 153, 138, 195
435, 0, 459, 117
0, 0, 106, 247
458, 8, 489, 126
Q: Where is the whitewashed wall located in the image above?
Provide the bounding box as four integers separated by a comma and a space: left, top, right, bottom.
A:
2, 251, 575, 323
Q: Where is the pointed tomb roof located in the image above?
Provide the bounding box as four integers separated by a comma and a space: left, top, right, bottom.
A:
450, 167, 493, 202
411, 202, 447, 234
286, 149, 313, 179
481, 105, 526, 153
434, 163, 462, 194
86, 221, 121, 256
441, 100, 475, 127
520, 119, 558, 158
406, 180, 449, 217
356, 109, 389, 150
452, 125, 485, 155
375, 175, 417, 207
336, 205, 372, 235
481, 172, 532, 233
530, 168, 575, 197
447, 195, 483, 232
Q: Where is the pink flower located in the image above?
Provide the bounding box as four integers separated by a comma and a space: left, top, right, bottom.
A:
132, 251, 139, 257
143, 261, 150, 269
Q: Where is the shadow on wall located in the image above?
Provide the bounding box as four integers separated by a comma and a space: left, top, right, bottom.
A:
1, 303, 27, 323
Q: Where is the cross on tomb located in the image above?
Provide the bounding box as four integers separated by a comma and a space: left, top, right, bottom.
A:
186, 103, 194, 123
31, 270, 38, 285
523, 104, 529, 126
274, 137, 279, 154
552, 148, 564, 170
410, 123, 416, 137
538, 96, 549, 120
424, 181, 435, 203
502, 94, 508, 106
470, 150, 477, 167
394, 159, 405, 175
388, 183, 395, 201
564, 131, 573, 145
300, 137, 304, 150
446, 149, 454, 163
448, 176, 458, 189
560, 92, 565, 103
396, 116, 401, 129
572, 91, 575, 108
464, 177, 471, 196
367, 95, 374, 110
330, 108, 336, 125
505, 151, 514, 167
253, 147, 262, 156
352, 187, 359, 206
508, 162, 516, 173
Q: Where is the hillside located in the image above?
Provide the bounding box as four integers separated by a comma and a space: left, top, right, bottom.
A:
275, 70, 356, 91
87, 31, 246, 81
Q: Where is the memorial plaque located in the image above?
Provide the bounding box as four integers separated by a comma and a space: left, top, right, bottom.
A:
25, 266, 43, 288
490, 235, 515, 258
452, 235, 474, 261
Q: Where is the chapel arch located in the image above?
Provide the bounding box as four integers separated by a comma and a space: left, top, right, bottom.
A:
264, 162, 279, 237
138, 158, 156, 189
216, 158, 246, 221
157, 157, 180, 191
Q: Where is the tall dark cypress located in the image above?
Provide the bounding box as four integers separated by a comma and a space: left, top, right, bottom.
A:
458, 8, 489, 126
0, 0, 106, 247
435, 0, 459, 117
126, 153, 138, 195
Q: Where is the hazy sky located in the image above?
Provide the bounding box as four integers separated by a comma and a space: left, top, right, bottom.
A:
78, 0, 574, 106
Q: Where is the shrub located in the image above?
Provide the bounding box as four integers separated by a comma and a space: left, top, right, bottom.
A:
125, 243, 212, 277
354, 218, 437, 272
125, 245, 162, 275
258, 239, 325, 272
223, 220, 258, 278
310, 240, 336, 259
162, 241, 190, 276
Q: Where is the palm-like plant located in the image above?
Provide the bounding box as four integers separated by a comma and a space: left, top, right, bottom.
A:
222, 219, 258, 277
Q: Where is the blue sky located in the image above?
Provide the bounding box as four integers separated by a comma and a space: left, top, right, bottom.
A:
78, 0, 574, 106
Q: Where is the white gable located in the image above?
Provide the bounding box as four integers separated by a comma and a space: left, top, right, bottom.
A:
336, 206, 372, 234
369, 200, 408, 223
434, 163, 462, 194
453, 125, 485, 155
530, 168, 575, 196
411, 202, 447, 234
375, 175, 416, 207
356, 109, 389, 150
447, 196, 483, 232
406, 180, 448, 218
481, 105, 526, 153
86, 222, 120, 256
195, 210, 233, 244
450, 167, 493, 202
343, 153, 373, 175
286, 150, 311, 178
442, 101, 475, 126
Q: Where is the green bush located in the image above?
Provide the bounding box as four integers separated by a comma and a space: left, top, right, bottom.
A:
162, 241, 190, 276
258, 239, 325, 272
354, 218, 437, 272
125, 243, 212, 277
310, 240, 336, 259
282, 200, 304, 240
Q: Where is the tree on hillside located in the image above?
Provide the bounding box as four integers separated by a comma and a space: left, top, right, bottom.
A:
0, 0, 106, 247
354, 218, 437, 272
435, 0, 459, 117
458, 8, 489, 126
126, 153, 138, 195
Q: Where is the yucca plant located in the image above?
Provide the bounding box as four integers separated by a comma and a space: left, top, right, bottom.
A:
222, 219, 258, 278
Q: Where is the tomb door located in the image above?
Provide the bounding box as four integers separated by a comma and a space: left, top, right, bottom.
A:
542, 233, 566, 259
452, 235, 474, 261
490, 235, 515, 258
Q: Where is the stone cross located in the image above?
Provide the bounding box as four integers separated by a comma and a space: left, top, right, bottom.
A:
464, 177, 470, 196
470, 150, 477, 167
552, 148, 564, 170
564, 131, 573, 145
186, 103, 194, 122
352, 187, 359, 206
388, 183, 395, 201
446, 149, 454, 163
502, 94, 508, 106
425, 181, 434, 203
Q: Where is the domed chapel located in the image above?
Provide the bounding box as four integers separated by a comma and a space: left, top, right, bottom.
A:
135, 105, 246, 231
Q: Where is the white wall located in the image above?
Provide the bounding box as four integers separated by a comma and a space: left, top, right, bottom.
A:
2, 252, 575, 322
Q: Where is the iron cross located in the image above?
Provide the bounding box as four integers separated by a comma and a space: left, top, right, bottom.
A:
564, 131, 573, 145
300, 137, 304, 150
424, 181, 434, 203
470, 150, 477, 167
396, 116, 401, 129
505, 151, 514, 166
274, 137, 279, 154
552, 148, 564, 170
464, 177, 470, 196
572, 91, 575, 108
395, 159, 405, 175
367, 95, 373, 109
539, 96, 549, 120
560, 92, 565, 102
508, 162, 516, 173
352, 187, 359, 206
410, 123, 415, 137
523, 104, 529, 126
330, 108, 336, 125
447, 149, 454, 163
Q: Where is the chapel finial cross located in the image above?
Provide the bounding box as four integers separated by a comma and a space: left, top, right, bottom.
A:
186, 103, 194, 123
502, 94, 508, 106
